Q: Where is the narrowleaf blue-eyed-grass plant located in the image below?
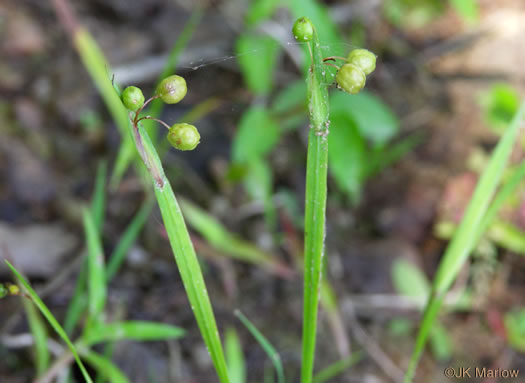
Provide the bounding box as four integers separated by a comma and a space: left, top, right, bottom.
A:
120, 78, 230, 383
293, 16, 377, 383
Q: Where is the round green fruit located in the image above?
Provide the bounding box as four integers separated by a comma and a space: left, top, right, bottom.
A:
155, 75, 187, 104
292, 17, 314, 42
121, 86, 145, 111
347, 49, 376, 75
336, 63, 366, 94
167, 123, 200, 151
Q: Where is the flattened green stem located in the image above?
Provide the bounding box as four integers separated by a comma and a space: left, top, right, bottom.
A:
129, 119, 230, 383
301, 25, 330, 383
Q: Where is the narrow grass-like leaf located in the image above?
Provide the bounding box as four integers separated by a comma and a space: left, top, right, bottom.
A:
487, 220, 525, 254
404, 101, 525, 382
180, 198, 284, 272
73, 28, 136, 188
83, 321, 185, 345
476, 159, 525, 242
300, 21, 330, 383
22, 298, 50, 376
81, 349, 129, 383
312, 352, 363, 383
225, 327, 246, 383
95, 342, 115, 383
65, 156, 110, 333
234, 310, 284, 383
64, 266, 88, 335
106, 197, 155, 281
70, 24, 141, 191
83, 208, 106, 322
130, 122, 230, 383
91, 160, 107, 232
5, 261, 93, 383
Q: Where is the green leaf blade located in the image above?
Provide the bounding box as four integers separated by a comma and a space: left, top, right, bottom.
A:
84, 321, 185, 345
83, 208, 107, 322
5, 261, 93, 383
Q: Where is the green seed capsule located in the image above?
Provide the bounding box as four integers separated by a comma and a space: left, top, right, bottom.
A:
292, 17, 314, 42
336, 63, 366, 94
121, 86, 145, 111
346, 49, 376, 75
155, 75, 187, 104
167, 123, 200, 151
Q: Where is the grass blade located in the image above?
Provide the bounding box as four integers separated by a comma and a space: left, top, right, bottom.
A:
106, 197, 155, 281
129, 121, 230, 383
83, 208, 106, 323
404, 101, 525, 382
5, 261, 93, 383
234, 310, 284, 383
312, 352, 363, 383
81, 349, 129, 383
180, 198, 287, 274
301, 20, 330, 383
225, 327, 246, 383
63, 266, 88, 335
64, 160, 108, 334
83, 321, 185, 345
22, 298, 50, 376
476, 159, 525, 242
91, 160, 107, 231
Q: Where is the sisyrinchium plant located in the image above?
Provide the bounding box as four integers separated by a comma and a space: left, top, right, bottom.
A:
119, 75, 230, 383
293, 16, 376, 383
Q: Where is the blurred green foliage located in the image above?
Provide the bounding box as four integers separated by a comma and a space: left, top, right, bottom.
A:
480, 84, 520, 132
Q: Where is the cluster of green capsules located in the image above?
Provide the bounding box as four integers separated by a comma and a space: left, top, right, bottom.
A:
121, 75, 200, 151
292, 17, 377, 94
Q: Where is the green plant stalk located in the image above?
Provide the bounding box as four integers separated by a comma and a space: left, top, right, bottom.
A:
5, 261, 93, 383
301, 25, 330, 383
129, 120, 230, 383
404, 101, 525, 383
